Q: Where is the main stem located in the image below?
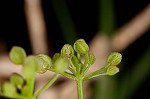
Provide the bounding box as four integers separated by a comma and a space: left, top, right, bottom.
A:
76, 78, 84, 99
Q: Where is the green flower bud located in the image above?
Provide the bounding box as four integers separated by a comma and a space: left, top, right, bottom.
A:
72, 55, 80, 68
107, 52, 122, 66
21, 85, 29, 96
36, 54, 53, 74
9, 46, 26, 64
106, 66, 119, 76
10, 73, 24, 88
52, 53, 61, 63
74, 39, 89, 55
2, 82, 17, 97
61, 44, 74, 59
54, 56, 69, 73
88, 54, 96, 65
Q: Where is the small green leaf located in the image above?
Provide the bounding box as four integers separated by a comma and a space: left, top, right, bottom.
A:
52, 53, 61, 63
21, 85, 29, 96
9, 46, 27, 64
10, 73, 24, 88
61, 44, 74, 59
106, 66, 119, 76
74, 39, 89, 55
107, 52, 122, 66
54, 56, 69, 73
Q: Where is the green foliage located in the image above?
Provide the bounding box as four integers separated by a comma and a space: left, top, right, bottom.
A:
0, 39, 122, 99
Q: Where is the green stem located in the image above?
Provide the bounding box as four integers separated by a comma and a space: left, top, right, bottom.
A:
60, 72, 76, 80
68, 59, 77, 75
83, 66, 108, 80
34, 73, 58, 98
49, 69, 76, 80
26, 77, 35, 97
77, 53, 80, 61
81, 53, 89, 75
76, 78, 84, 99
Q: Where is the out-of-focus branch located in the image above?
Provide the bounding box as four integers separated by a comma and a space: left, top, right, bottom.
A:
0, 55, 22, 78
89, 4, 150, 68
24, 0, 48, 54
89, 34, 110, 71
88, 5, 150, 98
111, 4, 150, 51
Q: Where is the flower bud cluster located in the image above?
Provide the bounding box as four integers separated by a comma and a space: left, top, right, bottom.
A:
106, 52, 122, 75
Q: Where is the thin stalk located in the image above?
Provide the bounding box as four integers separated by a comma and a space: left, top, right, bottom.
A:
68, 59, 77, 75
76, 78, 84, 99
83, 65, 108, 80
34, 73, 58, 98
81, 53, 89, 75
60, 71, 76, 80
26, 77, 35, 97
49, 68, 76, 80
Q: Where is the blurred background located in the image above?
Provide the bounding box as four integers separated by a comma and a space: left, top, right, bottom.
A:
0, 0, 150, 99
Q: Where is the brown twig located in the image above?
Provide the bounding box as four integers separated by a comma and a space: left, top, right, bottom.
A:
111, 4, 150, 51
24, 0, 49, 54
89, 4, 150, 70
